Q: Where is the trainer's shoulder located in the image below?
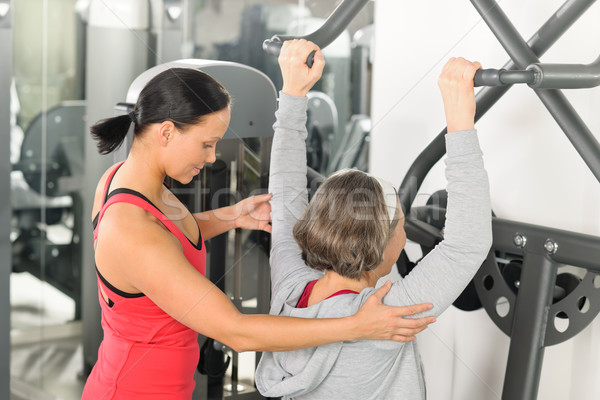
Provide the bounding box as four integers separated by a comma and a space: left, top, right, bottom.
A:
91, 162, 125, 219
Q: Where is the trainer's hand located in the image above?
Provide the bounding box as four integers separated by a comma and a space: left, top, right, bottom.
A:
233, 193, 273, 233
438, 57, 481, 133
279, 39, 325, 97
351, 281, 435, 342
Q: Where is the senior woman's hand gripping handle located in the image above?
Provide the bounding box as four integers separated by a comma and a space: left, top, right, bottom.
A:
439, 57, 481, 133
270, 39, 436, 342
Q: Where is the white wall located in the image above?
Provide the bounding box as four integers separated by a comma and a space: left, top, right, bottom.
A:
371, 0, 600, 399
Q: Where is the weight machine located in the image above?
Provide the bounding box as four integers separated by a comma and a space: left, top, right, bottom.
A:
11, 102, 86, 319
263, 1, 600, 399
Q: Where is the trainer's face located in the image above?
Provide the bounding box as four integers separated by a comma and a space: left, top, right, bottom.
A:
168, 108, 230, 184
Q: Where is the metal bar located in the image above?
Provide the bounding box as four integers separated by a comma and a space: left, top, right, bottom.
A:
159, 0, 185, 63
82, 8, 151, 374
254, 136, 272, 374
471, 0, 600, 183
474, 68, 537, 86
501, 70, 537, 85
208, 160, 229, 290
529, 54, 600, 89
351, 44, 371, 115
0, 1, 12, 396
492, 217, 600, 272
206, 159, 229, 398
263, 0, 370, 58
280, 0, 369, 47
398, 0, 594, 213
230, 142, 245, 388
535, 90, 600, 183
502, 253, 558, 400
470, 0, 539, 64
234, 143, 244, 306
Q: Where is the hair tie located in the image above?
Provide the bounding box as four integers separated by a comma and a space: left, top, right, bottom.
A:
128, 111, 137, 124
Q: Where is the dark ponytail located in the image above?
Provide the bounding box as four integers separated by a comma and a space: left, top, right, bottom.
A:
90, 114, 134, 155
90, 67, 231, 155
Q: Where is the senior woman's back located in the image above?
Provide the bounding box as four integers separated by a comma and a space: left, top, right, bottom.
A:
256, 45, 491, 400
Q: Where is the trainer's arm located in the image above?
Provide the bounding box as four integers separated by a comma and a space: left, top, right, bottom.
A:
96, 212, 433, 351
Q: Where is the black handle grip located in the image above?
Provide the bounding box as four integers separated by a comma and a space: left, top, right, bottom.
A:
262, 39, 316, 68
474, 69, 504, 87
306, 50, 316, 68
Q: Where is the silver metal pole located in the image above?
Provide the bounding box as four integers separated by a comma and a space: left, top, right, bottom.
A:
81, 0, 151, 374
0, 0, 12, 397
230, 142, 245, 392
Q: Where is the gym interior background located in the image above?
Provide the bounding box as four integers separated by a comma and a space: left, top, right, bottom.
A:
1, 0, 599, 399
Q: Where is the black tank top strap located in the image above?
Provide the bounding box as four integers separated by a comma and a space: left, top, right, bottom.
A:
93, 162, 125, 230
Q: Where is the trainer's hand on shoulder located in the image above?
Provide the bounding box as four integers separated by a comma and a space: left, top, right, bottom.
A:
351, 281, 436, 342
438, 57, 481, 133
279, 39, 325, 97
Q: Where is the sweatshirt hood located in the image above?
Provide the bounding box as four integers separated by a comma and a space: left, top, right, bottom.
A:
255, 285, 371, 398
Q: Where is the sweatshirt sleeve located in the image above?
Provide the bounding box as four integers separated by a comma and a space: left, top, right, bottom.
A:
386, 129, 492, 317
268, 92, 320, 296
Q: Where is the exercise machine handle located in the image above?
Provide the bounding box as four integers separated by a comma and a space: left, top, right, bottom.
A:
262, 0, 370, 67
474, 68, 537, 87
474, 55, 600, 88
474, 69, 504, 87
262, 39, 316, 67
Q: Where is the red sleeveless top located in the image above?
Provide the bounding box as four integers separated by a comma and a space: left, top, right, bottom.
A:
82, 162, 207, 400
296, 280, 359, 308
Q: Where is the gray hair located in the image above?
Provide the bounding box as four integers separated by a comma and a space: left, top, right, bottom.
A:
293, 169, 400, 280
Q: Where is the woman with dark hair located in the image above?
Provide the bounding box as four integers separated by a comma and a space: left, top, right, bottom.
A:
82, 67, 435, 399
255, 41, 492, 399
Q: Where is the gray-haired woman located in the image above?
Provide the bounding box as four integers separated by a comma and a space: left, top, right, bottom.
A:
256, 40, 492, 400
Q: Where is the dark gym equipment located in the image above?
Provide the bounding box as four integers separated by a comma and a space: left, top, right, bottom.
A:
325, 114, 371, 174
350, 24, 374, 116
399, 1, 600, 399
397, 190, 485, 312
306, 91, 337, 173
262, 1, 371, 175
11, 101, 86, 320
262, 0, 370, 68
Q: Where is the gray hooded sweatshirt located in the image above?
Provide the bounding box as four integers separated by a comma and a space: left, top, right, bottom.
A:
255, 93, 492, 400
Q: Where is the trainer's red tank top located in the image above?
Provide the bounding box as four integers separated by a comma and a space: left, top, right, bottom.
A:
82, 162, 206, 400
